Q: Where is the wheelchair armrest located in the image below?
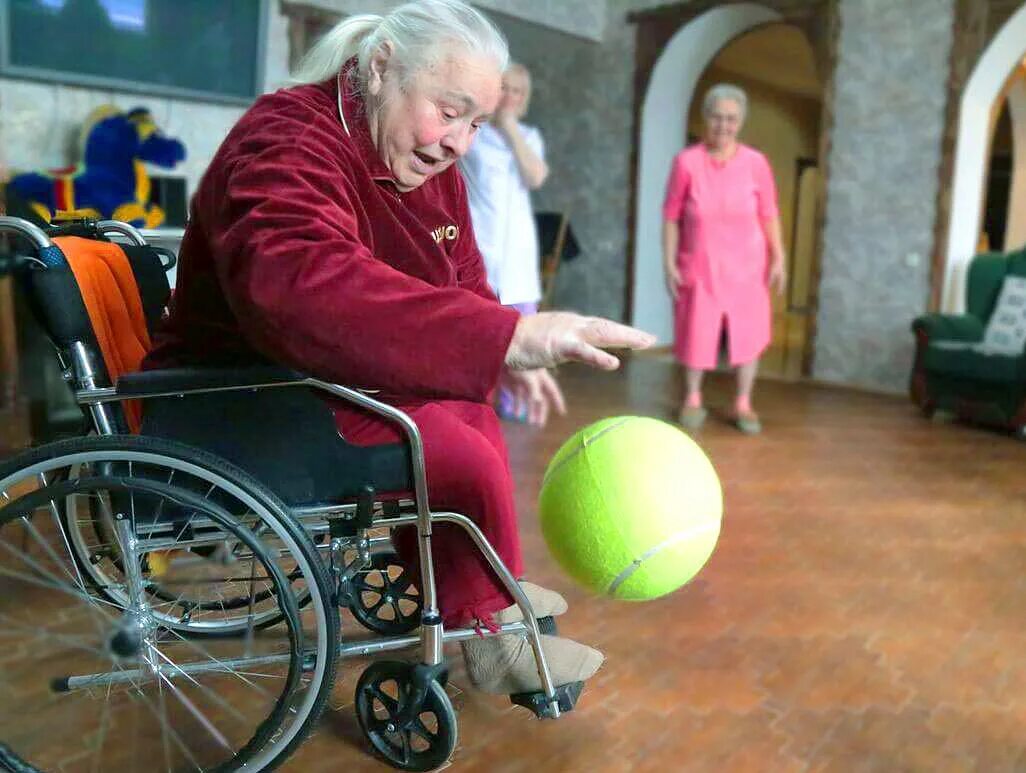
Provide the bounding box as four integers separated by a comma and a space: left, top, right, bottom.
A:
116, 366, 307, 398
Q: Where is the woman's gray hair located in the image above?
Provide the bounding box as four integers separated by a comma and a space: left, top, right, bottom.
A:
292, 0, 509, 92
702, 83, 748, 119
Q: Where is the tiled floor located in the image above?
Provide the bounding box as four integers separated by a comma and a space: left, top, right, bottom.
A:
5, 355, 1026, 771
291, 357, 1026, 771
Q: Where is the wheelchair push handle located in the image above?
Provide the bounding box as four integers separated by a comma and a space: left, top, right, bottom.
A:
0, 215, 53, 251
0, 216, 56, 274
0, 215, 176, 275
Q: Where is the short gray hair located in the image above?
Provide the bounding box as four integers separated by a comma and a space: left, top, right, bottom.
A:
293, 0, 509, 92
702, 83, 748, 119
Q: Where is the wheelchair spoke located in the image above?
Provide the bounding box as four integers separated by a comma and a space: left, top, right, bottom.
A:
146, 646, 235, 755
392, 567, 415, 589
0, 613, 107, 658
390, 600, 405, 621
147, 643, 251, 725
147, 667, 202, 772
129, 463, 140, 535
23, 502, 89, 593
0, 553, 119, 615
400, 731, 412, 765
145, 493, 169, 536
0, 439, 338, 772
91, 678, 113, 773
172, 510, 202, 546
370, 684, 400, 715
411, 717, 438, 742
0, 536, 122, 626
245, 551, 261, 648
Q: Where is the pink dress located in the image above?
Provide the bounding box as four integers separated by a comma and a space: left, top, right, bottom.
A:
662, 143, 779, 369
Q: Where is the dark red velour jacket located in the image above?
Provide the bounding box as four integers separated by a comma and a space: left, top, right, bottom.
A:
144, 73, 519, 405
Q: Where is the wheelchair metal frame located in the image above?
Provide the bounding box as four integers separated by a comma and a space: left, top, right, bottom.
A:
0, 216, 563, 722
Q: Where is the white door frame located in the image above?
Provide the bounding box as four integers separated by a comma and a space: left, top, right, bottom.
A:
630, 3, 782, 342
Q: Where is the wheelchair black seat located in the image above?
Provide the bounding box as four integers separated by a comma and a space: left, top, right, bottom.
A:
139, 376, 413, 507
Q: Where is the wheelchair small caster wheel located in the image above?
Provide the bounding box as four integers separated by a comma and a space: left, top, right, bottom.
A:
349, 551, 421, 635
355, 660, 457, 771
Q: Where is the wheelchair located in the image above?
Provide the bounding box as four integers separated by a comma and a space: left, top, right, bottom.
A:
0, 216, 580, 773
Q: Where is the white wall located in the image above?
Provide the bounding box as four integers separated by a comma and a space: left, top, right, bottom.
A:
943, 2, 1026, 310
630, 3, 781, 343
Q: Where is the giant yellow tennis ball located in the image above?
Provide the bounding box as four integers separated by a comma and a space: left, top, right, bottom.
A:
538, 416, 722, 600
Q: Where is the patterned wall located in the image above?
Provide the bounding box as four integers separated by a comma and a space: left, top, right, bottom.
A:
511, 0, 961, 393
488, 4, 651, 319
813, 0, 956, 391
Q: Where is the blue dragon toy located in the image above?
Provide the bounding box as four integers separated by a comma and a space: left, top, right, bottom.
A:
8, 105, 186, 228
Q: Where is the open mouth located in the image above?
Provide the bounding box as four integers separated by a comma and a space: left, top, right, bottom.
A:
413, 150, 442, 168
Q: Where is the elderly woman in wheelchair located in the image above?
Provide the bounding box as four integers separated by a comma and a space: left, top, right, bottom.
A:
0, 2, 653, 771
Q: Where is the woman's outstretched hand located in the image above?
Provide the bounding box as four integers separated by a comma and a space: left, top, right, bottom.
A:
505, 312, 657, 372
498, 367, 566, 426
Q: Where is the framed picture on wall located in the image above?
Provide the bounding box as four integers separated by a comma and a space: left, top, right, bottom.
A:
0, 0, 269, 104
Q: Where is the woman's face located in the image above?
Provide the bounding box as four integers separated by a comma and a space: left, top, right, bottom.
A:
368, 49, 501, 192
704, 98, 744, 149
498, 69, 530, 118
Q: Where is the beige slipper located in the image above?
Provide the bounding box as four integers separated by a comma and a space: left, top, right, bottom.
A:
494, 581, 569, 624
461, 633, 604, 695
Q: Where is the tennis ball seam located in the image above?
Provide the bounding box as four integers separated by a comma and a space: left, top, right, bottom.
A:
541, 417, 632, 488
606, 521, 720, 596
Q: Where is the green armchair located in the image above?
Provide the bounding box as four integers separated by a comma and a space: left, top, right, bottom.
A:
910, 247, 1026, 433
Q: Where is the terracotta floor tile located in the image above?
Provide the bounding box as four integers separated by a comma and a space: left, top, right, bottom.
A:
3, 358, 1025, 771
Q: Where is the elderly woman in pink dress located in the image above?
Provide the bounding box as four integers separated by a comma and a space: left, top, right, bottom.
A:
662, 83, 787, 434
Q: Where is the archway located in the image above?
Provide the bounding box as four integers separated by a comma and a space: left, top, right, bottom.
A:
942, 3, 1026, 310
631, 4, 781, 344
631, 5, 822, 382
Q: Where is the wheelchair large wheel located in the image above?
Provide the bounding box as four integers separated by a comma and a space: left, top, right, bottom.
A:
0, 435, 339, 772
59, 460, 311, 636
355, 661, 457, 771
349, 550, 422, 635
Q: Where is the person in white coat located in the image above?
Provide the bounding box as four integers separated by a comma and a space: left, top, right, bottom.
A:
460, 62, 553, 422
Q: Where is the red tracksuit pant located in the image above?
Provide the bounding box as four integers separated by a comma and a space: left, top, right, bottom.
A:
335, 399, 523, 627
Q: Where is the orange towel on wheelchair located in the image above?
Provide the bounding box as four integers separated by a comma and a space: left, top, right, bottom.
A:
56, 236, 150, 432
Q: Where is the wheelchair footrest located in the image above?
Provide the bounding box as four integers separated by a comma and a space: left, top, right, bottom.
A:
509, 681, 584, 718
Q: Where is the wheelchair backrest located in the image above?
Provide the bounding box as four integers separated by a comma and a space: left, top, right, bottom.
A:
0, 217, 172, 434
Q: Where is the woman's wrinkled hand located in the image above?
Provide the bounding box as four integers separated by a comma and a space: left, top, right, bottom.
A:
498, 368, 566, 427
505, 312, 657, 372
